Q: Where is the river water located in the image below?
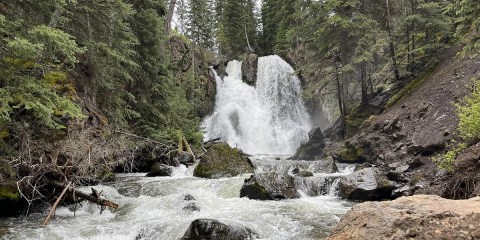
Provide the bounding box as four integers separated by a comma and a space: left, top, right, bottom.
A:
0, 157, 353, 240
1, 56, 353, 239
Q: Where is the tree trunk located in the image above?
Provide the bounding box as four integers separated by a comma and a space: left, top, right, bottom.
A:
361, 61, 368, 106
386, 0, 400, 81
335, 61, 346, 140
164, 0, 177, 33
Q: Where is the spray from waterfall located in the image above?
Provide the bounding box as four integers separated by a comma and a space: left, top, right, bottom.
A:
202, 55, 311, 155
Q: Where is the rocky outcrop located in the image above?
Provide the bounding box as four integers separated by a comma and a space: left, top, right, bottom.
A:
338, 167, 395, 200
0, 159, 21, 217
327, 195, 480, 240
310, 156, 338, 173
240, 172, 299, 200
181, 219, 256, 240
193, 143, 254, 179
292, 127, 326, 160
145, 163, 172, 177
241, 53, 258, 86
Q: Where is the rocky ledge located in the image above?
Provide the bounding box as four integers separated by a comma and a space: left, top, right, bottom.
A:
327, 195, 480, 240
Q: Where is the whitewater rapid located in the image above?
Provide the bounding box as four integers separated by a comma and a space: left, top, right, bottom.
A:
202, 55, 311, 155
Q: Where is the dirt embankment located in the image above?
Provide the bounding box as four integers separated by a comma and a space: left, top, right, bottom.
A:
325, 46, 480, 198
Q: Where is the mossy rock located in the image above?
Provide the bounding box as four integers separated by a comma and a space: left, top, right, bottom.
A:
193, 143, 254, 179
0, 159, 21, 216
336, 142, 366, 163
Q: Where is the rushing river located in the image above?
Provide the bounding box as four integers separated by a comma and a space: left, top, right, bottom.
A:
0, 157, 353, 240
1, 55, 353, 239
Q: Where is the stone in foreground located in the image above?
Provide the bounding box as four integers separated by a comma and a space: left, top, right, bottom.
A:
181, 219, 256, 240
327, 195, 480, 240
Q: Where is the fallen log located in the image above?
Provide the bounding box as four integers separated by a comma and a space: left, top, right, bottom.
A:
49, 181, 119, 209
43, 182, 71, 226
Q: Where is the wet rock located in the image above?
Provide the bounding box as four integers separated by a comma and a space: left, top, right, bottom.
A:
0, 159, 21, 217
145, 162, 172, 177
240, 172, 299, 200
175, 151, 195, 166
338, 167, 395, 200
327, 195, 480, 240
292, 127, 326, 160
182, 194, 200, 212
181, 219, 256, 240
311, 156, 338, 173
193, 143, 254, 179
241, 53, 258, 86
295, 171, 314, 177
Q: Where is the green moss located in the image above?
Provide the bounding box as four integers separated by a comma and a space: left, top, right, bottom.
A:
0, 182, 20, 200
194, 143, 253, 178
337, 142, 365, 163
386, 69, 434, 108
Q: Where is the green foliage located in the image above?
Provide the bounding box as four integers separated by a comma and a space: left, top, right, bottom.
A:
451, 0, 480, 56
435, 141, 467, 171
457, 78, 480, 142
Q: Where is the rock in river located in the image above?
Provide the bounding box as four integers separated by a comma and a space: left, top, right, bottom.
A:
145, 162, 172, 177
181, 219, 256, 240
194, 143, 254, 179
240, 172, 299, 200
338, 167, 395, 200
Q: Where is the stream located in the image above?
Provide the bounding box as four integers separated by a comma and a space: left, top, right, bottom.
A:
0, 157, 353, 240
1, 55, 354, 239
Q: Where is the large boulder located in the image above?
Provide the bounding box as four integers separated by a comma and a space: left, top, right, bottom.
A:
327, 195, 480, 240
241, 53, 258, 86
0, 159, 21, 217
181, 219, 256, 240
310, 156, 338, 173
240, 172, 299, 200
145, 163, 172, 177
292, 127, 326, 160
194, 143, 254, 179
338, 167, 395, 200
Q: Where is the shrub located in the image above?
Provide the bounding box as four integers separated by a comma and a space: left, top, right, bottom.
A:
457, 78, 480, 142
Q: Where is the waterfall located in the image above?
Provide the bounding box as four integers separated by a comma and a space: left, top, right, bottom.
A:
202, 55, 311, 155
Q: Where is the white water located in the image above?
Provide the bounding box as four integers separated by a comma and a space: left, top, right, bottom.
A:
202, 56, 311, 155
0, 56, 355, 240
0, 159, 353, 240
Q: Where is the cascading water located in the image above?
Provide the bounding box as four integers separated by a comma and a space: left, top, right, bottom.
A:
0, 56, 355, 240
202, 55, 311, 155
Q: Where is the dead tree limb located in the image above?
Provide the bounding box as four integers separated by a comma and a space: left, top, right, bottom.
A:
113, 131, 166, 146
49, 181, 118, 209
182, 136, 195, 159
43, 182, 71, 226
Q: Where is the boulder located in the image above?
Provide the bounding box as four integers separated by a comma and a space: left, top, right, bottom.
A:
175, 151, 195, 166
338, 167, 395, 200
181, 219, 256, 240
292, 127, 326, 160
327, 195, 480, 240
295, 171, 314, 177
241, 53, 258, 86
182, 194, 200, 212
193, 143, 254, 179
311, 156, 338, 173
145, 163, 172, 177
240, 172, 299, 200
0, 159, 21, 217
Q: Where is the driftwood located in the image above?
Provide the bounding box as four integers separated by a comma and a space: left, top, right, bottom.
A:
49, 181, 119, 209
182, 136, 195, 159
43, 182, 72, 226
